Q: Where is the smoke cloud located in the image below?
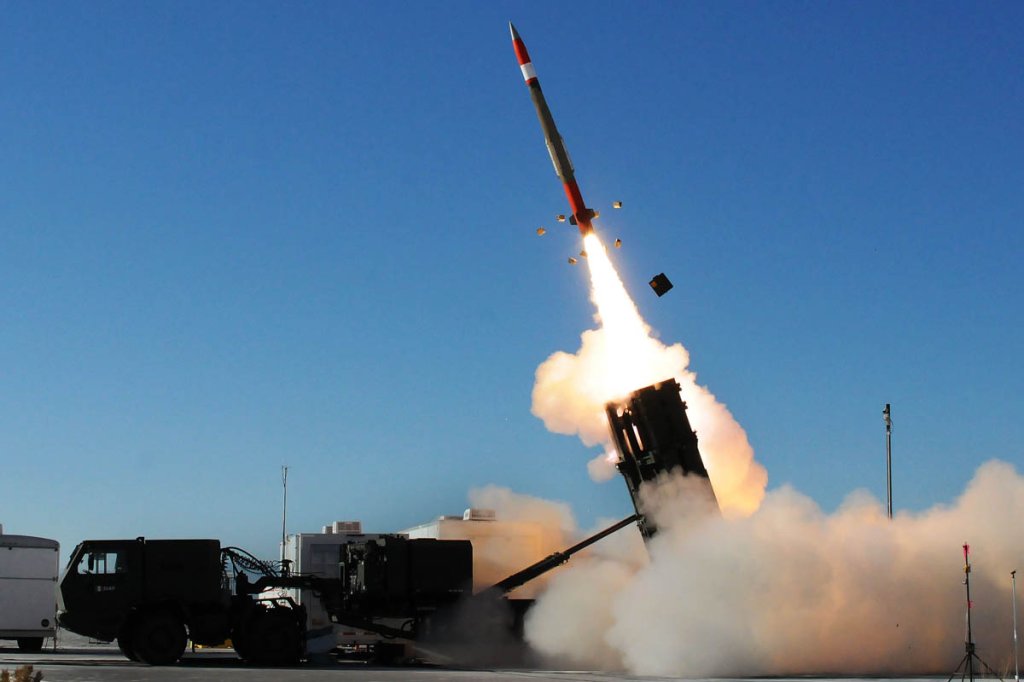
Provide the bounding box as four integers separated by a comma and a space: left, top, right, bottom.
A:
523, 234, 1020, 676
465, 485, 576, 597
468, 484, 576, 537
525, 460, 1024, 676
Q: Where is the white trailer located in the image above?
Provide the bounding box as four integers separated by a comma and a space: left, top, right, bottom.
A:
283, 522, 399, 654
0, 533, 60, 651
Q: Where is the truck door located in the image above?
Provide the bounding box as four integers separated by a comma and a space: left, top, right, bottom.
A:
60, 543, 140, 641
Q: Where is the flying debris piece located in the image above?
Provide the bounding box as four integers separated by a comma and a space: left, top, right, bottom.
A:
613, 201, 623, 209
568, 257, 578, 265
511, 23, 598, 236
649, 273, 673, 297
579, 249, 588, 258
614, 238, 622, 248
556, 214, 566, 223
536, 227, 546, 236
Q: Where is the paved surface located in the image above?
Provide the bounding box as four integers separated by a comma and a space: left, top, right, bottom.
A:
0, 636, 672, 681
0, 637, 953, 682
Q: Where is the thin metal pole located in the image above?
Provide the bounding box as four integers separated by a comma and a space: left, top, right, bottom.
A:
1013, 569, 1019, 682
964, 543, 975, 682
281, 465, 289, 565
883, 404, 892, 519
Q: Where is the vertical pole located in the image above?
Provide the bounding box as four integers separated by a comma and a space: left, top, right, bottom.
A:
883, 404, 893, 519
1013, 569, 1019, 682
281, 465, 289, 566
964, 543, 975, 682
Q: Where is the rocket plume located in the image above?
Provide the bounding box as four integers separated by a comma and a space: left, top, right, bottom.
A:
531, 233, 767, 517
524, 233, 1023, 676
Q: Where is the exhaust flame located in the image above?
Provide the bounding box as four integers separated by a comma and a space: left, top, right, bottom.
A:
531, 233, 767, 517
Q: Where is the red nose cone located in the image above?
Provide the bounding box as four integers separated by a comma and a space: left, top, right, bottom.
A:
510, 22, 531, 66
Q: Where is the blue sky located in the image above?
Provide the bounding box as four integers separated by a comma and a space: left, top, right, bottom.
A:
2, 1, 1021, 560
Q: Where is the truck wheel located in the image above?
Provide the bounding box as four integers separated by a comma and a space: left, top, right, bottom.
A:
132, 612, 186, 665
16, 637, 44, 652
117, 631, 139, 662
244, 609, 302, 666
231, 627, 253, 662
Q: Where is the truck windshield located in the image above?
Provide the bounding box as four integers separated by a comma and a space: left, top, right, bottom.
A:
77, 550, 125, 575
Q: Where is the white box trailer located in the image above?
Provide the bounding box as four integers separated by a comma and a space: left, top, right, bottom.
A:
0, 533, 60, 651
283, 522, 401, 654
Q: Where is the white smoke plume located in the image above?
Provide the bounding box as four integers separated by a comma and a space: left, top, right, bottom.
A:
523, 234, 1020, 676
464, 485, 577, 597
526, 460, 1024, 676
468, 485, 576, 534
531, 235, 767, 517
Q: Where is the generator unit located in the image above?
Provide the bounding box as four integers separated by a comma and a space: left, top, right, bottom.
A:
340, 536, 473, 618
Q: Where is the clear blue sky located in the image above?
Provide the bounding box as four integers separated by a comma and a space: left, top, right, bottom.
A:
2, 1, 1021, 561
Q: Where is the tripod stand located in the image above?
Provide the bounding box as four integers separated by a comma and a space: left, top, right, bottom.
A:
948, 543, 1004, 682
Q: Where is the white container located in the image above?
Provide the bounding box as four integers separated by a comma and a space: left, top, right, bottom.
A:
283, 529, 401, 652
0, 534, 60, 650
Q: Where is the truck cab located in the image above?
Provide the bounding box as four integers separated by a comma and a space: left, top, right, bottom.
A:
59, 540, 142, 641
59, 538, 231, 664
59, 538, 305, 666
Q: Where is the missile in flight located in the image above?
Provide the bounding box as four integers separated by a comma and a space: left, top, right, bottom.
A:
510, 22, 598, 236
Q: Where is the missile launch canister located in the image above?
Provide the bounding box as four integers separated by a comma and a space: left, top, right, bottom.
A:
510, 22, 598, 236
606, 379, 719, 539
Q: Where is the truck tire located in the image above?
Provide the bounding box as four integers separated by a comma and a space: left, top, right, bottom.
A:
231, 627, 253, 662
16, 637, 44, 653
242, 609, 302, 666
131, 612, 187, 665
117, 632, 139, 662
